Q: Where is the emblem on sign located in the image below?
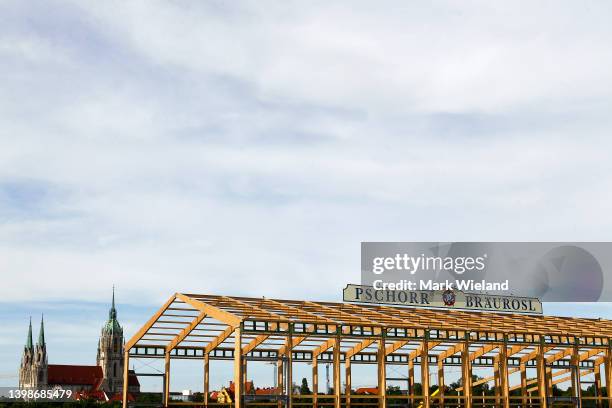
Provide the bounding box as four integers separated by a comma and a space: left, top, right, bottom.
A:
442, 289, 456, 306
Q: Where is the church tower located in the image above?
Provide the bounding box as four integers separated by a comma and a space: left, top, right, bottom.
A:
33, 315, 48, 386
96, 287, 124, 393
18, 318, 35, 388
19, 316, 47, 389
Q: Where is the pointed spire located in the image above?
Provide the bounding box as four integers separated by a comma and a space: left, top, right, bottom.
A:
109, 285, 117, 320
38, 314, 45, 347
26, 317, 33, 350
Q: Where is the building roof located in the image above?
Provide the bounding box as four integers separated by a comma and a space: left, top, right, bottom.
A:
255, 387, 279, 395
47, 365, 104, 388
229, 380, 253, 394
355, 387, 378, 395
47, 365, 140, 389
128, 370, 140, 387
109, 392, 135, 402
74, 389, 108, 401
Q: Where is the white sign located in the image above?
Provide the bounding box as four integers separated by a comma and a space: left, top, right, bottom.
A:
343, 284, 543, 314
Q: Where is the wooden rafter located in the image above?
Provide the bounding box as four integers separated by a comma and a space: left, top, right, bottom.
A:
165, 311, 207, 352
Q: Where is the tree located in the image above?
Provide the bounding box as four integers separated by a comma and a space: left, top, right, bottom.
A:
300, 378, 311, 395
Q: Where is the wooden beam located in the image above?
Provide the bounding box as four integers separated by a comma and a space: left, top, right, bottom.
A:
470, 343, 498, 360
176, 293, 242, 327
546, 347, 573, 363
205, 325, 238, 353
437, 342, 464, 361
166, 311, 207, 352
457, 367, 520, 391
526, 369, 594, 393
385, 339, 409, 356
347, 338, 377, 359
409, 341, 441, 360
313, 338, 335, 358
242, 332, 271, 355
126, 294, 176, 350
521, 346, 555, 363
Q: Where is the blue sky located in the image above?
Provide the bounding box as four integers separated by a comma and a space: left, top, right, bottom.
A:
1, 0, 612, 392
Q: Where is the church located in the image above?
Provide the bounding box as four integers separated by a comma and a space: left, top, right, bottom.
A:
19, 289, 140, 400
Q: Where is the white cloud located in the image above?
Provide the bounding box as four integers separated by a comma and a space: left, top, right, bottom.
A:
0, 0, 611, 306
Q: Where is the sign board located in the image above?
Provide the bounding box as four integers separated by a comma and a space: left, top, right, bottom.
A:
343, 284, 543, 315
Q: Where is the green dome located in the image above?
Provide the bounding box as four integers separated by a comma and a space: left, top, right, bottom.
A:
103, 317, 123, 335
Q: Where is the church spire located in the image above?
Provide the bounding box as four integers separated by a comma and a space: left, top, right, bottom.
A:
109, 285, 117, 320
38, 314, 45, 346
103, 286, 122, 335
26, 317, 33, 350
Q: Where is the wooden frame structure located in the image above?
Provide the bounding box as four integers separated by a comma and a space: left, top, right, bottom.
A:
123, 293, 612, 408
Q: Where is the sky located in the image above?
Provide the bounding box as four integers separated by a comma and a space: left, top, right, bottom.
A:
1, 0, 612, 392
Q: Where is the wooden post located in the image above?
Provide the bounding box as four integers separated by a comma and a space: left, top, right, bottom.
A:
234, 327, 243, 408
313, 355, 318, 407
493, 357, 500, 406
408, 359, 414, 403
520, 362, 527, 406
605, 348, 612, 403
594, 366, 602, 408
243, 359, 248, 393
277, 359, 284, 408
461, 337, 472, 408
546, 367, 553, 396
378, 337, 386, 408
571, 343, 581, 400
500, 341, 510, 408
437, 360, 445, 408
520, 362, 527, 395
536, 341, 548, 408
204, 353, 209, 406
421, 338, 430, 408
345, 358, 351, 407
122, 350, 130, 408
287, 332, 293, 408
277, 359, 284, 394
333, 335, 341, 408
164, 352, 171, 407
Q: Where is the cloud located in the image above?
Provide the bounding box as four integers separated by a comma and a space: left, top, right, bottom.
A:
1, 0, 612, 306
2, 0, 612, 390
